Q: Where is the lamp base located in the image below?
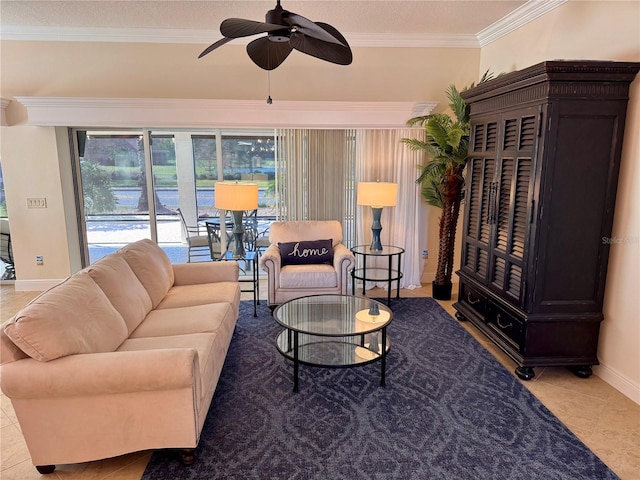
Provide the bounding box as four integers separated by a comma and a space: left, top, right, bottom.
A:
230, 210, 246, 258
370, 207, 384, 251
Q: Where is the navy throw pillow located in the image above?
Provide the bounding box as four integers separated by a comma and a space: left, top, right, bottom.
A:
278, 239, 334, 266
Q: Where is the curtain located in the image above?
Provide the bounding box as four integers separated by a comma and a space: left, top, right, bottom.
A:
274, 127, 427, 289
275, 129, 356, 243
355, 129, 426, 289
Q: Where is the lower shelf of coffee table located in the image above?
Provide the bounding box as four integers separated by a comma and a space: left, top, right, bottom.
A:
276, 331, 390, 367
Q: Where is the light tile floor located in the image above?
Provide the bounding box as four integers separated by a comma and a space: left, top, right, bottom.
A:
1, 282, 638, 479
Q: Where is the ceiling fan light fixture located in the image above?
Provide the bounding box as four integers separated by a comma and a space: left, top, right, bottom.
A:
268, 30, 290, 42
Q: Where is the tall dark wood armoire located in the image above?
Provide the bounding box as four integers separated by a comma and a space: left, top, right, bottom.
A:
453, 60, 639, 380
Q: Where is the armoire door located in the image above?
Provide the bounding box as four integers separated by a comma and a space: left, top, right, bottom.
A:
487, 106, 542, 309
460, 116, 498, 284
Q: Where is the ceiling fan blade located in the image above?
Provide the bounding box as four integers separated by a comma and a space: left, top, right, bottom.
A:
220, 18, 286, 39
315, 22, 351, 49
246, 36, 293, 71
281, 11, 345, 46
198, 37, 233, 59
290, 31, 353, 66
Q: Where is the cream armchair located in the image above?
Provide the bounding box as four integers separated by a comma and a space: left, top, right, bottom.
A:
258, 220, 355, 308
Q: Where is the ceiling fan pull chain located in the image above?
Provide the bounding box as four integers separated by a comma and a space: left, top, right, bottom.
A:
267, 71, 273, 104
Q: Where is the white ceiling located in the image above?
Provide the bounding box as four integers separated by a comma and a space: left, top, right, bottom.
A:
0, 0, 566, 47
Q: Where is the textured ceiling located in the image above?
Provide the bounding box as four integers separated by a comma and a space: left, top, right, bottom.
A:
0, 0, 528, 36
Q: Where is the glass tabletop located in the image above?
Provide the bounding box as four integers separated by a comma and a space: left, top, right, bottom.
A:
273, 294, 392, 336
351, 245, 405, 256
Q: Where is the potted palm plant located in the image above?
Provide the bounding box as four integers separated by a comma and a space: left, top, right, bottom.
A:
402, 75, 491, 300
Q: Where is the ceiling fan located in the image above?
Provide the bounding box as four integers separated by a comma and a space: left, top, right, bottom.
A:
198, 0, 353, 70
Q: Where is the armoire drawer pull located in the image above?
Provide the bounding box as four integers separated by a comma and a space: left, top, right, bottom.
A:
496, 314, 513, 329
467, 293, 481, 305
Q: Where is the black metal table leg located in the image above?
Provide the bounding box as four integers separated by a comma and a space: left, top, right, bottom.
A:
396, 252, 402, 299
381, 326, 387, 387
362, 256, 367, 295
252, 256, 257, 317
387, 255, 392, 305
293, 330, 299, 393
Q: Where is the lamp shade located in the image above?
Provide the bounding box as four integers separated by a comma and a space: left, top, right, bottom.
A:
357, 182, 398, 207
215, 182, 259, 211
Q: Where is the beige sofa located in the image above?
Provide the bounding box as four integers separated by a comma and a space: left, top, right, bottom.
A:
259, 220, 355, 308
0, 239, 241, 474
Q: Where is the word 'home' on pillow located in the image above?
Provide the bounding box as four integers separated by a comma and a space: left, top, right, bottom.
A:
278, 239, 334, 266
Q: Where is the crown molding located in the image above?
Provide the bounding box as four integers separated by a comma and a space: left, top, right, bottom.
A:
0, 26, 479, 48
1, 98, 11, 127
13, 97, 437, 129
0, 1, 565, 49
477, 0, 568, 47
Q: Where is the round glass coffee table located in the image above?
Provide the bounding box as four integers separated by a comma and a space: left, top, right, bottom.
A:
274, 294, 393, 392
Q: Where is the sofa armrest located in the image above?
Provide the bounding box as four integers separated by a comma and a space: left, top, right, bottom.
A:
333, 244, 356, 272
259, 245, 281, 277
258, 245, 281, 304
334, 244, 355, 293
1, 349, 199, 399
172, 261, 239, 286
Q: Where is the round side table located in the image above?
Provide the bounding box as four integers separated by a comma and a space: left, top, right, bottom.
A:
350, 245, 404, 305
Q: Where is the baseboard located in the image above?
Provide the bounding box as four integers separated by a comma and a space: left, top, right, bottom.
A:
593, 363, 640, 405
15, 278, 63, 291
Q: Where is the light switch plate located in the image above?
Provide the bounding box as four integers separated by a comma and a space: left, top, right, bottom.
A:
27, 198, 47, 208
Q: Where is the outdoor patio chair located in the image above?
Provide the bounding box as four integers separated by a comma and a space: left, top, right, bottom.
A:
205, 222, 224, 260
0, 218, 15, 280
243, 209, 270, 256
176, 208, 210, 262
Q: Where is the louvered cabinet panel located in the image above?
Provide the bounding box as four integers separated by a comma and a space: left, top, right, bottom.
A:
461, 157, 494, 280
461, 117, 498, 282
454, 61, 639, 380
488, 110, 538, 306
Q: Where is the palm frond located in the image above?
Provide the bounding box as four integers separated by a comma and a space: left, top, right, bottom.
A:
424, 117, 452, 152
401, 138, 439, 158
421, 179, 444, 209
447, 84, 469, 124
405, 115, 431, 128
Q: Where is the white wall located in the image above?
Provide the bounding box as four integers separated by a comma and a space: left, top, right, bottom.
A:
0, 126, 74, 284
479, 0, 640, 403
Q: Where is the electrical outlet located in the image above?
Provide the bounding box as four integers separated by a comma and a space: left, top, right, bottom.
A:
36, 255, 44, 266
27, 198, 47, 208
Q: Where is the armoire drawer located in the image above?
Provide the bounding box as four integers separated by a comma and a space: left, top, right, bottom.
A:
486, 304, 524, 350
460, 282, 489, 318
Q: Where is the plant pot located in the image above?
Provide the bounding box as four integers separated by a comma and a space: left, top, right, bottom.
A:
432, 281, 453, 300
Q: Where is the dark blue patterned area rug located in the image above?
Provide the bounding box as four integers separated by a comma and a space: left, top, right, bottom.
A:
142, 298, 617, 480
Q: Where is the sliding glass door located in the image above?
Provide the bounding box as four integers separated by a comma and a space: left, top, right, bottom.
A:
77, 131, 151, 262
73, 128, 277, 265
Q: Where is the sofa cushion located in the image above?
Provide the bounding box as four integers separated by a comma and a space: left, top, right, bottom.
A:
3, 272, 128, 362
130, 302, 235, 339
278, 239, 334, 266
155, 282, 241, 311
86, 253, 153, 334
120, 239, 174, 308
279, 264, 338, 289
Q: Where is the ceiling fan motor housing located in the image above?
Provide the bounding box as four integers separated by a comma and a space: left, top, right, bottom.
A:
266, 3, 290, 42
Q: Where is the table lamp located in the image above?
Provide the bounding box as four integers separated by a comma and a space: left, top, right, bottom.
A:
214, 181, 259, 258
357, 181, 398, 251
